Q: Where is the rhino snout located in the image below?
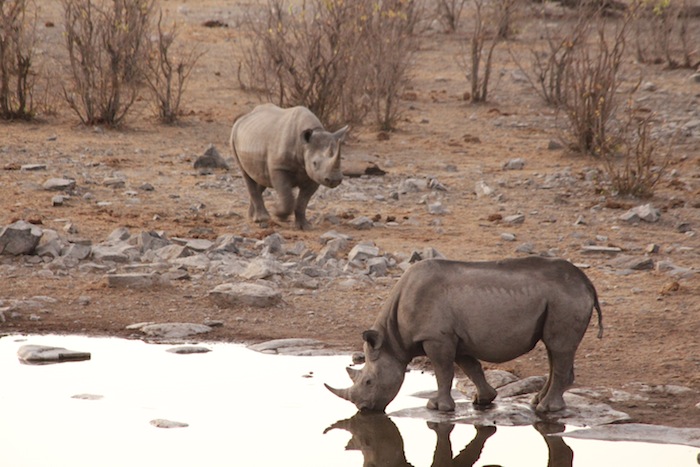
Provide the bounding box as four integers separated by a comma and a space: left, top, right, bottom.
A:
324, 175, 342, 188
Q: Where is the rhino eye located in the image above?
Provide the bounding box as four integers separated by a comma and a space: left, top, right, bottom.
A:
313, 160, 320, 169
365, 379, 372, 386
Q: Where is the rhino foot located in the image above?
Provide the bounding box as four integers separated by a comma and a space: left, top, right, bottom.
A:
535, 398, 566, 413
427, 396, 456, 412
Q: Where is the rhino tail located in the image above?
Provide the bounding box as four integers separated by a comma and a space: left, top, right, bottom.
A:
594, 295, 603, 339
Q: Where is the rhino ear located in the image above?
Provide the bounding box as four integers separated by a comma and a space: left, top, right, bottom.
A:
301, 128, 314, 143
333, 125, 349, 143
362, 330, 383, 360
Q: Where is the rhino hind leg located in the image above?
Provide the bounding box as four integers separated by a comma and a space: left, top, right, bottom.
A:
455, 355, 497, 406
535, 349, 575, 412
423, 340, 457, 411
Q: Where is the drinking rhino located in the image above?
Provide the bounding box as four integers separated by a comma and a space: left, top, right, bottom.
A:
230, 104, 349, 230
326, 256, 603, 413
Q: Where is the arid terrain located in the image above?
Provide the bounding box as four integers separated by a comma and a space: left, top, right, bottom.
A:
1, 0, 698, 428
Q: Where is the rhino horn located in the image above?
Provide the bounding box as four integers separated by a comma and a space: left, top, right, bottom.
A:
325, 383, 351, 401
346, 367, 361, 383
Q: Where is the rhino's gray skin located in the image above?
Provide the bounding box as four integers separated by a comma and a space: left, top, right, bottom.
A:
230, 104, 348, 230
326, 257, 603, 413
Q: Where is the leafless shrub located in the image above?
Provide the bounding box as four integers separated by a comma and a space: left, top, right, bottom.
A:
561, 14, 629, 155
0, 0, 38, 120
237, 0, 417, 129
494, 0, 520, 39
466, 0, 501, 102
436, 0, 468, 32
62, 0, 154, 126
510, 6, 593, 107
631, 0, 699, 68
600, 105, 671, 198
144, 11, 204, 124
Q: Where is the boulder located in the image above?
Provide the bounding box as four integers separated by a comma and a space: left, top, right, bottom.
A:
18, 344, 91, 363
209, 282, 281, 308
0, 221, 42, 255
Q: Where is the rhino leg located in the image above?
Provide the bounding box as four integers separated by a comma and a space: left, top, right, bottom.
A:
270, 170, 295, 223
241, 172, 270, 223
424, 340, 457, 411
294, 183, 319, 230
535, 349, 575, 412
456, 356, 497, 406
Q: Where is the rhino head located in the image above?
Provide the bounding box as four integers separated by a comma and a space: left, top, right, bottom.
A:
301, 125, 348, 188
325, 330, 406, 412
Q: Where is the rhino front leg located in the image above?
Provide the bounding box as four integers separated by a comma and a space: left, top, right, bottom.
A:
269, 170, 295, 222
423, 340, 457, 411
456, 355, 497, 406
294, 183, 319, 230
241, 172, 270, 224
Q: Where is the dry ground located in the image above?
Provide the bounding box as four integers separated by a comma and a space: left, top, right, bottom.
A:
1, 0, 699, 428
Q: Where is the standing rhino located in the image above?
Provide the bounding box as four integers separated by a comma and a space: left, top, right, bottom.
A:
326, 257, 603, 413
230, 104, 349, 230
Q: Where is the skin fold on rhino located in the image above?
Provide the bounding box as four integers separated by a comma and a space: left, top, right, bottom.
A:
326, 257, 603, 413
229, 103, 348, 230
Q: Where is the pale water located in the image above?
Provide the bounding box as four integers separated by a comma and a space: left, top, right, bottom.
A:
0, 335, 697, 466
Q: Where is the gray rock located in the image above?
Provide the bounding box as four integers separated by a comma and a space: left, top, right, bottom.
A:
504, 214, 525, 224
21, 163, 47, 171
503, 158, 525, 170
427, 201, 448, 215
107, 227, 131, 243
166, 346, 212, 354
248, 338, 324, 354
317, 238, 348, 262
92, 243, 138, 263
621, 204, 660, 223
35, 229, 64, 258
240, 257, 285, 280
43, 177, 76, 191
367, 257, 388, 276
140, 322, 212, 339
106, 272, 160, 288
0, 220, 42, 255
18, 344, 91, 363
258, 233, 284, 255
547, 139, 564, 150
581, 245, 622, 254
137, 231, 170, 252
153, 244, 193, 261
52, 195, 65, 206
209, 282, 282, 308
194, 144, 228, 170
399, 178, 428, 193
184, 238, 213, 252
348, 216, 374, 230
500, 232, 516, 242
497, 376, 547, 398
150, 419, 189, 429
610, 255, 654, 271
474, 180, 494, 198
562, 424, 700, 448
320, 230, 352, 244
515, 242, 534, 254
348, 243, 380, 262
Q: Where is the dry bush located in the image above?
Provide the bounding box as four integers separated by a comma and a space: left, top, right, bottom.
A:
62, 0, 154, 126
144, 11, 204, 124
466, 0, 501, 102
238, 0, 418, 130
561, 13, 629, 155
0, 0, 38, 120
510, 6, 592, 107
631, 0, 699, 68
436, 0, 468, 32
601, 105, 671, 198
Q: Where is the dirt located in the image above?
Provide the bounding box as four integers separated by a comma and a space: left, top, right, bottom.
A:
1, 1, 699, 428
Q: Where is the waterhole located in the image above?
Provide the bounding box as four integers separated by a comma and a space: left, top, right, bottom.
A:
0, 335, 697, 466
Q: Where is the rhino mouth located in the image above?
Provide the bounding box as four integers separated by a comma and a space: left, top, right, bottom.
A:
323, 177, 342, 188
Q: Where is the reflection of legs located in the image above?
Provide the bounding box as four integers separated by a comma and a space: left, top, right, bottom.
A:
534, 422, 573, 467
536, 349, 574, 412
456, 356, 497, 406
424, 340, 457, 411
452, 425, 497, 466
428, 422, 454, 466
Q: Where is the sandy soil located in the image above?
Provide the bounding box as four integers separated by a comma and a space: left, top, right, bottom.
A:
1, 1, 698, 428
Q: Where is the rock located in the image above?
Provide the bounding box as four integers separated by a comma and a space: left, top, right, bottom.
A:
320, 230, 352, 244
52, 195, 65, 206
137, 231, 170, 252
106, 272, 160, 288
427, 201, 448, 215
209, 282, 282, 308
35, 229, 64, 258
348, 216, 373, 230
515, 243, 534, 254
18, 344, 91, 363
645, 243, 660, 254
621, 204, 660, 223
140, 322, 212, 339
258, 233, 284, 255
399, 178, 428, 193
456, 369, 519, 396
500, 232, 516, 242
562, 424, 700, 448
21, 163, 47, 171
497, 376, 547, 398
248, 338, 324, 354
610, 255, 654, 271
240, 257, 285, 280
91, 244, 138, 263
194, 144, 229, 169
166, 346, 212, 354
348, 243, 380, 262
367, 257, 388, 276
150, 419, 189, 429
504, 214, 525, 224
547, 139, 563, 150
503, 158, 525, 170
43, 177, 76, 191
0, 220, 42, 255
474, 180, 494, 198
581, 245, 622, 254
107, 227, 131, 243
152, 244, 193, 261
676, 222, 692, 233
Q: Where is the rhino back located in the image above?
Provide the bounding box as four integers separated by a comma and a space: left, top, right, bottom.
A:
377, 257, 597, 362
231, 105, 324, 186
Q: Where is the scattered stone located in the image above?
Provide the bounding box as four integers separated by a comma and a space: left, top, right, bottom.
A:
367, 257, 389, 276
150, 419, 189, 429
515, 243, 534, 254
209, 282, 282, 308
503, 158, 525, 170
194, 144, 229, 170
0, 220, 42, 255
427, 201, 448, 215
621, 204, 660, 223
348, 243, 380, 262
166, 346, 212, 354
676, 222, 692, 233
500, 232, 516, 242
645, 243, 660, 254
503, 214, 525, 225
18, 344, 91, 363
348, 216, 374, 230
43, 178, 76, 191
474, 180, 494, 198
241, 257, 285, 280
581, 245, 622, 254
547, 139, 564, 150
140, 323, 212, 339
248, 338, 324, 354
106, 272, 161, 288
610, 255, 654, 271
21, 163, 47, 171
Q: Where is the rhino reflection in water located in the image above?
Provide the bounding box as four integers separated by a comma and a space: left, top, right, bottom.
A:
326, 257, 603, 413
325, 413, 573, 467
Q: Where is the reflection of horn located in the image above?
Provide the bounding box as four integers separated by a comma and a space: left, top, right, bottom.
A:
325, 383, 351, 401
346, 367, 360, 383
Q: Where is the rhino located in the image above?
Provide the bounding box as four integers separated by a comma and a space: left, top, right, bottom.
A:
230, 104, 348, 230
326, 256, 603, 413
